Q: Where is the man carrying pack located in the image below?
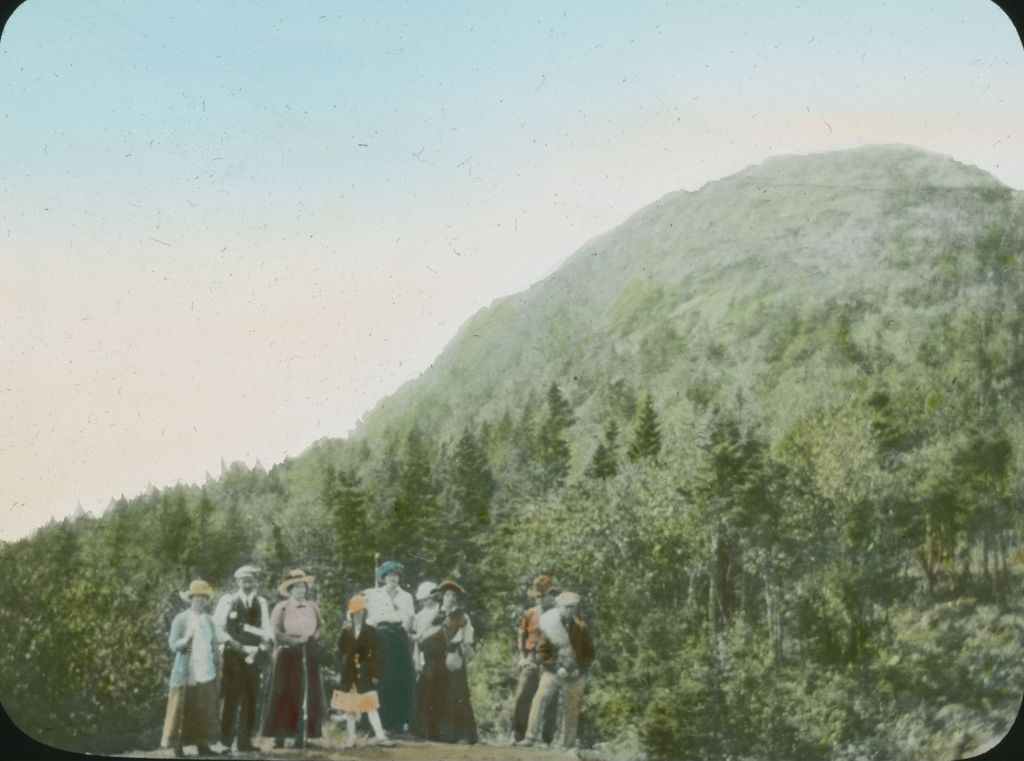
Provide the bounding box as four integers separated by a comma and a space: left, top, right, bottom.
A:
517, 591, 595, 750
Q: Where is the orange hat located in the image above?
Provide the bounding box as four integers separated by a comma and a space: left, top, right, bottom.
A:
348, 594, 368, 614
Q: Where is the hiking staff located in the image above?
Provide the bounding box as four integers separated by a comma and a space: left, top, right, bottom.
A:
300, 639, 309, 748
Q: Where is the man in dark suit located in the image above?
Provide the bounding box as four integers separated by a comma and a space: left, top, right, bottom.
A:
213, 564, 273, 753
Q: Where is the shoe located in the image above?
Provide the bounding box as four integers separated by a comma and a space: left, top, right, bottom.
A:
195, 744, 223, 756
515, 738, 535, 747
372, 737, 395, 747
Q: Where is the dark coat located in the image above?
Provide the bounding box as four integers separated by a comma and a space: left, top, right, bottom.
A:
537, 616, 595, 674
336, 623, 381, 693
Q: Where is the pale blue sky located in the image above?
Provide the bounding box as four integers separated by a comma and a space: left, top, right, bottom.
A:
1, 0, 1021, 539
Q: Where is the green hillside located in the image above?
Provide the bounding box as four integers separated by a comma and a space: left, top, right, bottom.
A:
357, 144, 1019, 454
2, 145, 1024, 760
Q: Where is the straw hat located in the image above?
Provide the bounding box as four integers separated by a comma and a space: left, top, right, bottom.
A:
180, 579, 215, 602
277, 569, 315, 596
347, 594, 368, 614
416, 581, 439, 601
528, 574, 559, 598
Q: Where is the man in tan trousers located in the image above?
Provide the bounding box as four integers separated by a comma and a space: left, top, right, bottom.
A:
517, 591, 595, 750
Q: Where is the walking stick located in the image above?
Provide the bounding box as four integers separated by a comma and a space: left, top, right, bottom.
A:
374, 552, 380, 589
300, 640, 309, 748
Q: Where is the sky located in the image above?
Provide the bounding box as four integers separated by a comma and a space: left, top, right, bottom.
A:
1, 0, 1022, 541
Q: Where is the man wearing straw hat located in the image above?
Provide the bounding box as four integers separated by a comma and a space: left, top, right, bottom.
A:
213, 564, 273, 753
363, 559, 415, 734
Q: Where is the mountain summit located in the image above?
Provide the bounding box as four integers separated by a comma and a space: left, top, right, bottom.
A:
356, 145, 1019, 451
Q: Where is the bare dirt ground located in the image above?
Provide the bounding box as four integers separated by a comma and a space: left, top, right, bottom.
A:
117, 720, 611, 761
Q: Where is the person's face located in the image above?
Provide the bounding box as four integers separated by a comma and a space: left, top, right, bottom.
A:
384, 572, 400, 590
539, 591, 558, 611
560, 602, 578, 620
191, 595, 209, 612
290, 582, 308, 601
442, 589, 457, 609
239, 576, 258, 595
351, 608, 366, 626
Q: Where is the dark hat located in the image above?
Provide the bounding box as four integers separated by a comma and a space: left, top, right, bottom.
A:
528, 574, 559, 598
376, 559, 404, 581
437, 579, 466, 595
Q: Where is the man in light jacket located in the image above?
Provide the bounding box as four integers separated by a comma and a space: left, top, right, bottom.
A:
518, 591, 595, 750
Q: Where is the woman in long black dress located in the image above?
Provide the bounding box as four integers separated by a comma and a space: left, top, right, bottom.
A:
414, 579, 478, 743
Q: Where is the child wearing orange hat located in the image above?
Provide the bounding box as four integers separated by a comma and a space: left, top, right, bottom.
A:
333, 594, 393, 747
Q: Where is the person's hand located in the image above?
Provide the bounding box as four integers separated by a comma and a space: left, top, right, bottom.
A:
556, 666, 569, 680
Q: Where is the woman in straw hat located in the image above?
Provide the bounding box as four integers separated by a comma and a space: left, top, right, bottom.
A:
333, 594, 392, 747
161, 579, 240, 758
413, 579, 478, 744
260, 569, 325, 749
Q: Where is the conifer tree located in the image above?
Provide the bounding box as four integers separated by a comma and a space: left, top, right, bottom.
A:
587, 420, 620, 479
453, 427, 496, 525
538, 382, 575, 488
391, 427, 436, 553
628, 394, 662, 462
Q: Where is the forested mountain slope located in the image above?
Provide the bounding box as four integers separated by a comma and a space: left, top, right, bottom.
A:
3, 145, 1023, 760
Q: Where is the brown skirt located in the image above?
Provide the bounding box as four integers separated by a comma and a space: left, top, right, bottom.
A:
160, 680, 219, 748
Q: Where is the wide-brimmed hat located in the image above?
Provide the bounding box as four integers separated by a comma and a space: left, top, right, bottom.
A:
234, 564, 260, 581
348, 594, 368, 614
529, 574, 559, 598
556, 591, 581, 606
277, 569, 315, 596
180, 579, 215, 602
377, 560, 404, 581
437, 579, 466, 595
416, 581, 440, 601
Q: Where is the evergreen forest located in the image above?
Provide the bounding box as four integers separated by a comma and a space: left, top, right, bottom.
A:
2, 146, 1024, 760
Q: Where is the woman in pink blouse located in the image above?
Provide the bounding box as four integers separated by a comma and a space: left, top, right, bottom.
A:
260, 569, 325, 749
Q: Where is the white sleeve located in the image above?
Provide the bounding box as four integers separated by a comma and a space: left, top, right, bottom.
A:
212, 595, 231, 631
260, 597, 273, 640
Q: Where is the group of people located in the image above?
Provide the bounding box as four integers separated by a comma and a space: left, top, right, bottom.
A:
159, 561, 595, 757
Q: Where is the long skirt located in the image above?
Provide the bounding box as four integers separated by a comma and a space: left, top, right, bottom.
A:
161, 680, 219, 749
412, 652, 478, 743
376, 624, 414, 732
411, 651, 445, 740
260, 643, 323, 739
438, 664, 478, 743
